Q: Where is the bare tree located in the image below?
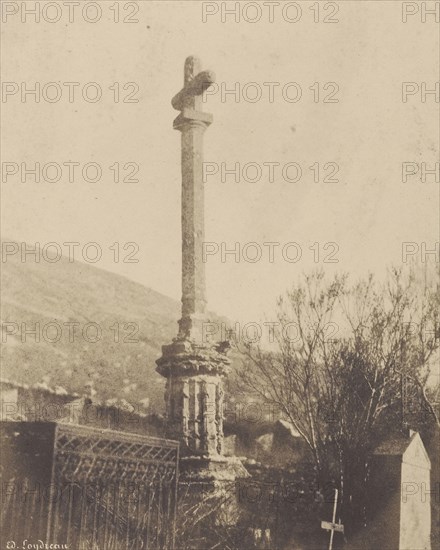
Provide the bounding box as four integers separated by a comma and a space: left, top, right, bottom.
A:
236, 266, 439, 532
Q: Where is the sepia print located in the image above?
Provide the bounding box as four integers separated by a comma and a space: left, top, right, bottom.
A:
1, 1, 439, 549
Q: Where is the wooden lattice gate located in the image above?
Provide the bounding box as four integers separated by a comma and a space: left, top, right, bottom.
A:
0, 422, 180, 549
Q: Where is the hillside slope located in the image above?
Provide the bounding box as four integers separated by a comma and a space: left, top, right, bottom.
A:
1, 240, 224, 412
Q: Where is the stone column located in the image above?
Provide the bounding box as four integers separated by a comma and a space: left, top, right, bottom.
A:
175, 115, 210, 342
156, 56, 248, 486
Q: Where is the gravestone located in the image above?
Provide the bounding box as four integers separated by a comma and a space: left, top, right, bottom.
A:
366, 431, 431, 550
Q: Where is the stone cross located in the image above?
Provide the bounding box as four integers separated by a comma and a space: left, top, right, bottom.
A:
321, 489, 344, 550
171, 56, 215, 342
157, 56, 242, 467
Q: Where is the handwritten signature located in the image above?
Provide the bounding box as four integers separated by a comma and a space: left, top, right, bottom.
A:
6, 542, 69, 550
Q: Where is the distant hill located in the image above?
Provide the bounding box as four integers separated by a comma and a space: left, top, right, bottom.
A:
0, 240, 227, 413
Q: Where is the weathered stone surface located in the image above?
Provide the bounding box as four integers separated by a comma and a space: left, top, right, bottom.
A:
172, 70, 215, 111
157, 338, 231, 377
157, 336, 236, 463
180, 455, 249, 482
156, 57, 248, 486
171, 56, 214, 341
355, 431, 432, 550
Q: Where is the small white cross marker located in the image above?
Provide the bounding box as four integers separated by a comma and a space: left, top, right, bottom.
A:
321, 489, 344, 550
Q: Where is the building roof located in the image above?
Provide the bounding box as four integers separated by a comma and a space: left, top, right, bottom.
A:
0, 377, 79, 398
374, 433, 417, 456
276, 419, 301, 438
374, 431, 431, 468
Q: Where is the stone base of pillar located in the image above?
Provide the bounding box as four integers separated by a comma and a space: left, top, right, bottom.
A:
181, 455, 250, 527
178, 456, 249, 529
180, 454, 250, 482
156, 322, 249, 528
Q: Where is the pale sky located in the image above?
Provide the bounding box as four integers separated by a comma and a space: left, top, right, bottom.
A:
2, 0, 439, 323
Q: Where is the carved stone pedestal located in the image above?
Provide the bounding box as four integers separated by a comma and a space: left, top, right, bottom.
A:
156, 337, 239, 461
157, 337, 249, 527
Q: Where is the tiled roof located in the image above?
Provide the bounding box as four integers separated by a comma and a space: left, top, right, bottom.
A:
373, 432, 417, 455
